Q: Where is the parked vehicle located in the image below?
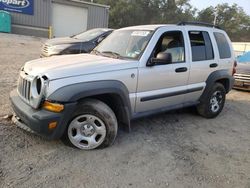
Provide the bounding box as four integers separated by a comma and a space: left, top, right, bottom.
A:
11, 22, 235, 150
41, 28, 113, 57
234, 52, 250, 91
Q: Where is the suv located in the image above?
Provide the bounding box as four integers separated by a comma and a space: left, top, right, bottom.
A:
10, 22, 235, 150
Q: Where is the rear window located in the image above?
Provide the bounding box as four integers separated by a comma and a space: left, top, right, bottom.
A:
189, 31, 214, 61
214, 32, 231, 59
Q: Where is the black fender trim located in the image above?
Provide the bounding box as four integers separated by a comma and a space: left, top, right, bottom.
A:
48, 80, 132, 132
200, 70, 234, 102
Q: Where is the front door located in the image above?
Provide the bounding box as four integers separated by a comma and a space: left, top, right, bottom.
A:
135, 29, 190, 113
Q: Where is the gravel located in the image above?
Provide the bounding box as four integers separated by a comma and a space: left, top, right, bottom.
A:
0, 33, 250, 188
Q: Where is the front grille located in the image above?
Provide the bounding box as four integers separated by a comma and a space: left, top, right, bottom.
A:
234, 73, 250, 83
18, 75, 31, 101
42, 43, 51, 57
236, 69, 250, 75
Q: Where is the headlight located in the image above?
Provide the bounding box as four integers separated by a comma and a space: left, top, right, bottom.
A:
49, 44, 71, 52
31, 76, 43, 98
30, 76, 46, 108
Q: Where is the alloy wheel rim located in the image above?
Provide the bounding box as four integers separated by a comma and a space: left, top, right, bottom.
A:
210, 91, 223, 113
68, 114, 106, 150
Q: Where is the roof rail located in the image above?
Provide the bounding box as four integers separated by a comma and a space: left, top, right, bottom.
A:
177, 21, 221, 29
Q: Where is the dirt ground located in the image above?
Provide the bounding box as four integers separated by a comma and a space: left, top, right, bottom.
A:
0, 33, 250, 188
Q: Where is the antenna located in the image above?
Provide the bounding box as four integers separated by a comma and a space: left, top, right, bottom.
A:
213, 6, 218, 26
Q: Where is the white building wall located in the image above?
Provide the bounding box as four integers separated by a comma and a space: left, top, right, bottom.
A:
51, 3, 88, 37
232, 42, 250, 56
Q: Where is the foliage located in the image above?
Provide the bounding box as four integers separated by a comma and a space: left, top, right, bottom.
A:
85, 0, 250, 41
197, 3, 250, 42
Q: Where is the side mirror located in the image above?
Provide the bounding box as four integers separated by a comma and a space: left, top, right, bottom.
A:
147, 52, 172, 66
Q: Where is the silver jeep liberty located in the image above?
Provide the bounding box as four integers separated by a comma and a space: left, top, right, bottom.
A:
10, 22, 236, 150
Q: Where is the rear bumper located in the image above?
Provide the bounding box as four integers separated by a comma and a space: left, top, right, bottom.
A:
10, 89, 77, 140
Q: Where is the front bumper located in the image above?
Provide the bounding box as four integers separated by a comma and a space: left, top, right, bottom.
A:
40, 53, 56, 58
40, 50, 60, 58
40, 54, 50, 58
10, 89, 76, 140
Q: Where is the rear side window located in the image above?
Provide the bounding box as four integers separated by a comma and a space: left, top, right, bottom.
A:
189, 31, 214, 62
214, 32, 231, 59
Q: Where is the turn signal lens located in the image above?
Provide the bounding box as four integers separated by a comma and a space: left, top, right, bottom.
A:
48, 121, 57, 130
43, 101, 64, 113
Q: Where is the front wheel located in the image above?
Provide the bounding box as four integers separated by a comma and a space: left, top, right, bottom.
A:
62, 99, 118, 150
196, 83, 226, 118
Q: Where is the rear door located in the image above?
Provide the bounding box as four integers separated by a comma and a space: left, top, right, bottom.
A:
213, 32, 234, 74
135, 28, 190, 113
184, 29, 217, 103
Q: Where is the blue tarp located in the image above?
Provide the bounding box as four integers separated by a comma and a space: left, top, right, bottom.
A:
237, 51, 250, 63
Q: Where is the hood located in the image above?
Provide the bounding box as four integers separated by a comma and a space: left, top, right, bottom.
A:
24, 54, 138, 80
45, 37, 83, 45
236, 62, 250, 74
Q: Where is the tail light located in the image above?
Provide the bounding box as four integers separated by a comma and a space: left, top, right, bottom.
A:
232, 60, 237, 75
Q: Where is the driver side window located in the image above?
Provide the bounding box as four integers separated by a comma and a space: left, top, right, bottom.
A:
154, 31, 185, 63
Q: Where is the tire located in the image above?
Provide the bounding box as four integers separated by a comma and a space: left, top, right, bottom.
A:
196, 83, 226, 118
62, 99, 118, 150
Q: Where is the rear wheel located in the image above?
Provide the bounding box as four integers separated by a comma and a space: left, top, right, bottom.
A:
197, 83, 226, 118
62, 99, 118, 150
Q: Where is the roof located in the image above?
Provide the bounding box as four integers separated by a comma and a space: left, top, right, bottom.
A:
119, 25, 168, 31
118, 24, 223, 32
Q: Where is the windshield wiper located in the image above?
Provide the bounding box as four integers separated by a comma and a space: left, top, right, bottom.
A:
101, 51, 123, 59
91, 49, 102, 55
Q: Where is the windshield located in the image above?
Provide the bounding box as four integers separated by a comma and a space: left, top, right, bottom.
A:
72, 28, 109, 41
94, 30, 153, 60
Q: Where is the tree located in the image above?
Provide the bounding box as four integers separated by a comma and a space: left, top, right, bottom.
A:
85, 0, 196, 27
160, 0, 196, 23
85, 0, 250, 41
197, 3, 250, 41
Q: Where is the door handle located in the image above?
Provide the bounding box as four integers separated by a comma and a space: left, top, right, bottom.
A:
175, 67, 188, 73
210, 63, 218, 68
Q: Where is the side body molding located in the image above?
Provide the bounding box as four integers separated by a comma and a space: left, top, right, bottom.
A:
47, 80, 132, 132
